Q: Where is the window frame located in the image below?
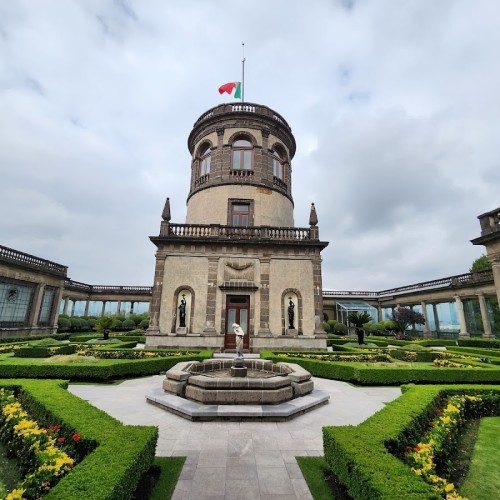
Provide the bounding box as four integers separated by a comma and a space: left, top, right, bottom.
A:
231, 138, 254, 171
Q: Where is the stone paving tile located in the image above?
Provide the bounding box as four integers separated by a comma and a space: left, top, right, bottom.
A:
257, 467, 295, 495
68, 375, 402, 499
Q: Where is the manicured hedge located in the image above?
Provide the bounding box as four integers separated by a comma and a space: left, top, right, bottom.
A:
0, 379, 158, 499
0, 351, 212, 381
14, 344, 77, 358
323, 384, 500, 499
0, 334, 70, 344
457, 338, 500, 348
260, 352, 500, 385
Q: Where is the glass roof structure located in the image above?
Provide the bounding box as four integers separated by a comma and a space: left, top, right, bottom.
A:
335, 300, 378, 324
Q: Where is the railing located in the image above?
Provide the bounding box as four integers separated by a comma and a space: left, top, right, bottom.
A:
324, 270, 494, 299
0, 245, 67, 275
64, 279, 152, 295
193, 103, 291, 131
273, 176, 287, 191
167, 223, 313, 241
195, 174, 210, 188
230, 169, 254, 177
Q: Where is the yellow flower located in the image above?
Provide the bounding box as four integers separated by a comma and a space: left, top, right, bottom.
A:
445, 483, 455, 492
440, 415, 451, 425
6, 489, 26, 500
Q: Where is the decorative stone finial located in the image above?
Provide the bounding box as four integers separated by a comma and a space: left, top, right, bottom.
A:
162, 197, 171, 221
309, 203, 318, 226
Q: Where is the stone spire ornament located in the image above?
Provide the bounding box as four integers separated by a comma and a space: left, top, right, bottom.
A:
160, 197, 171, 236
309, 203, 318, 226
162, 197, 171, 221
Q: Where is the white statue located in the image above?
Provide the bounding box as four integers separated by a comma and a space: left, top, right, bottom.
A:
232, 323, 245, 358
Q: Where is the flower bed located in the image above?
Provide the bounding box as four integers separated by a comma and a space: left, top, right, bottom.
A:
261, 352, 500, 385
274, 352, 392, 363
0, 389, 81, 499
403, 394, 482, 498
0, 351, 212, 381
0, 379, 158, 499
323, 384, 500, 499
76, 347, 198, 360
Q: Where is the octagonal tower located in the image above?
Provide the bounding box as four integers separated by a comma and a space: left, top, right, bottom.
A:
147, 103, 328, 352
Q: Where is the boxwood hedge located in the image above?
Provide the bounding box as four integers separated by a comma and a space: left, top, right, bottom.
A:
260, 352, 500, 385
0, 379, 158, 499
0, 351, 212, 381
323, 384, 500, 499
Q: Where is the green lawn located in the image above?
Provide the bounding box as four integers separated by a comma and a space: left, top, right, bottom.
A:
459, 417, 500, 499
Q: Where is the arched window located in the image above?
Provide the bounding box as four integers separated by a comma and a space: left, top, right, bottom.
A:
198, 144, 211, 177
231, 138, 253, 170
272, 149, 285, 180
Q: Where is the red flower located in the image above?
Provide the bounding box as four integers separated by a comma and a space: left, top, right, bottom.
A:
57, 437, 65, 443
434, 409, 442, 415
49, 424, 61, 431
422, 431, 428, 436
404, 453, 409, 459
429, 421, 435, 427
72, 433, 81, 442
406, 446, 413, 451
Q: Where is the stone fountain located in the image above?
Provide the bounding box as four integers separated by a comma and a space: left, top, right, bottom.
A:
146, 356, 329, 421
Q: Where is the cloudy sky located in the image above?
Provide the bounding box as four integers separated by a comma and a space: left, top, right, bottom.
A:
1, 0, 499, 291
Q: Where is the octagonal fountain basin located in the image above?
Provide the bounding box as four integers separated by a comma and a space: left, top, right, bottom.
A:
146, 358, 330, 421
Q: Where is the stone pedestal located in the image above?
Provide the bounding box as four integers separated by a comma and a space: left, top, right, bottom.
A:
286, 329, 298, 336
176, 327, 187, 335
231, 357, 247, 377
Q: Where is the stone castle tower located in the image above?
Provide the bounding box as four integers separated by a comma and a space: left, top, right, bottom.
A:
146, 102, 328, 351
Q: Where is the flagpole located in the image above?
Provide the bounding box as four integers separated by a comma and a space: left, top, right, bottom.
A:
241, 42, 245, 102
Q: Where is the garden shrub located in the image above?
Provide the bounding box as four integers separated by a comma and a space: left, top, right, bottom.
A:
69, 318, 82, 332
457, 338, 500, 348
0, 379, 158, 499
121, 319, 136, 331
333, 323, 348, 334
323, 384, 500, 499
58, 317, 71, 332
87, 318, 97, 330
139, 319, 150, 330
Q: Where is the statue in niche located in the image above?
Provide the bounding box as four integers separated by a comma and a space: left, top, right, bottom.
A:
178, 295, 187, 327
288, 298, 295, 329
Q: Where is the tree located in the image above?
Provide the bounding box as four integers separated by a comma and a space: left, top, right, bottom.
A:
94, 315, 118, 341
347, 311, 373, 345
391, 307, 425, 335
470, 255, 492, 273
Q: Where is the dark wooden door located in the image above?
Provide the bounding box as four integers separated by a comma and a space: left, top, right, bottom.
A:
224, 295, 250, 351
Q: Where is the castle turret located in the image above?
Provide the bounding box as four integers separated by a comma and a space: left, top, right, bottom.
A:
147, 103, 328, 352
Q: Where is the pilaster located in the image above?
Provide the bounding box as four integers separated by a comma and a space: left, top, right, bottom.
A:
454, 295, 470, 338
477, 293, 494, 338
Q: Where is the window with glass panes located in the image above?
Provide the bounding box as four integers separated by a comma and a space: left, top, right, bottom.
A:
199, 144, 211, 176
231, 203, 250, 226
272, 149, 284, 179
231, 139, 253, 170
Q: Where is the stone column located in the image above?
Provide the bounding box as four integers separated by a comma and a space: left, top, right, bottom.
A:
116, 301, 121, 317
100, 301, 106, 317
147, 250, 167, 334
258, 257, 271, 336
492, 259, 500, 307
312, 254, 327, 337
63, 297, 69, 315
421, 301, 431, 338
478, 293, 494, 338
455, 296, 470, 338
84, 300, 90, 316
432, 304, 440, 336
203, 257, 218, 334
28, 283, 45, 330
71, 300, 76, 317
52, 286, 64, 334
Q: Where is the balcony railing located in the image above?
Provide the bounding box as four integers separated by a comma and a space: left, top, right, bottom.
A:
166, 223, 313, 241
324, 270, 494, 299
0, 245, 67, 275
64, 280, 152, 295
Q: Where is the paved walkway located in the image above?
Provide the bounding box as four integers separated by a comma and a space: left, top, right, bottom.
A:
68, 377, 401, 500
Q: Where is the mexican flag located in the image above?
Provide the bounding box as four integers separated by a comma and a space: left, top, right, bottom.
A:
218, 82, 241, 99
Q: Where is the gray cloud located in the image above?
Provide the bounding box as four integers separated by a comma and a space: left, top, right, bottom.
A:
1, 0, 499, 290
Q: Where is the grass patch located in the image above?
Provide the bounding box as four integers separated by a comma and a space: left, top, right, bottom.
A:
459, 417, 500, 499
296, 456, 351, 500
